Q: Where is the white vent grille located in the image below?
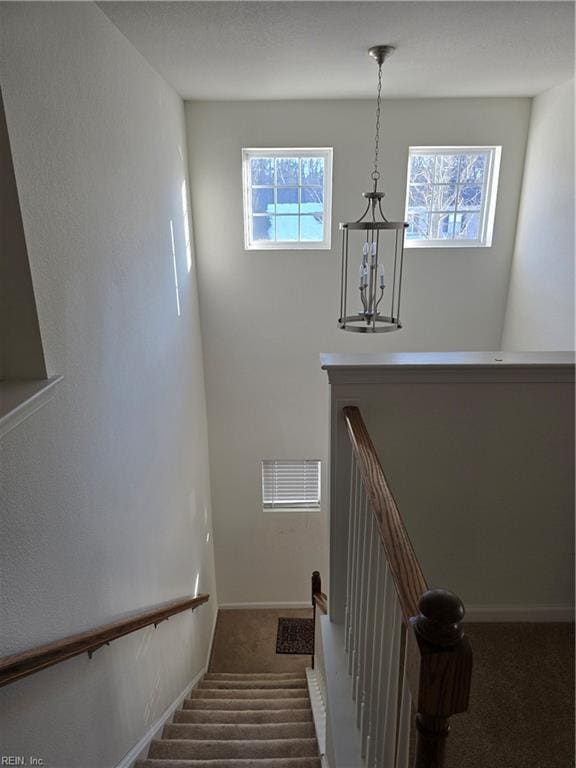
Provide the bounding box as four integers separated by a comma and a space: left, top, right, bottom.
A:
262, 460, 321, 511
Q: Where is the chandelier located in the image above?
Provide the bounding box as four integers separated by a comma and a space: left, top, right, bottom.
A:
338, 46, 408, 333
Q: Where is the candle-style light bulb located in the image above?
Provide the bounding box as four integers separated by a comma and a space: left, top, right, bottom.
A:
379, 263, 385, 289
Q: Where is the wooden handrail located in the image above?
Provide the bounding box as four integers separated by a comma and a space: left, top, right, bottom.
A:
0, 593, 209, 688
313, 592, 328, 615
343, 405, 427, 621
342, 406, 472, 766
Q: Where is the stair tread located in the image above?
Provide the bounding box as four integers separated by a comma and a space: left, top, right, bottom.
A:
136, 759, 321, 768
164, 723, 315, 740
205, 673, 307, 679
184, 699, 312, 710
191, 689, 309, 699
199, 681, 307, 690
174, 710, 313, 725
149, 738, 319, 760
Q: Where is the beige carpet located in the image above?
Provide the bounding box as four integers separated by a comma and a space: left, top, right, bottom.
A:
135, 671, 320, 768
444, 622, 575, 768
209, 609, 313, 674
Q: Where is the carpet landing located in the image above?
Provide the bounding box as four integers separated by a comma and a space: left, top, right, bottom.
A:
135, 672, 320, 768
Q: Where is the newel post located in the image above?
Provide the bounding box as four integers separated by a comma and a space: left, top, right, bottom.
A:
312, 570, 322, 604
311, 571, 321, 669
409, 589, 473, 768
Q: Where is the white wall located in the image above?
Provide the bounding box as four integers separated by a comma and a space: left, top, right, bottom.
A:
186, 98, 531, 605
0, 4, 216, 767
502, 79, 575, 350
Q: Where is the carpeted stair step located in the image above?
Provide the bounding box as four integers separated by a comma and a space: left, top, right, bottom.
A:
135, 758, 321, 768
140, 668, 319, 768
148, 738, 319, 760
199, 680, 307, 690
204, 673, 306, 681
183, 698, 311, 711
163, 722, 316, 741
190, 689, 308, 700
174, 709, 313, 725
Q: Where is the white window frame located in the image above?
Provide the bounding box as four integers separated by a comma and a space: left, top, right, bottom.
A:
242, 148, 333, 250
261, 459, 321, 513
404, 146, 502, 248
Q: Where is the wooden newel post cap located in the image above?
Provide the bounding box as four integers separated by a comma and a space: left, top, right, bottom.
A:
311, 571, 321, 601
413, 589, 465, 647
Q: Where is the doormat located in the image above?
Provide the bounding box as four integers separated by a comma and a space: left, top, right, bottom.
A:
276, 617, 314, 655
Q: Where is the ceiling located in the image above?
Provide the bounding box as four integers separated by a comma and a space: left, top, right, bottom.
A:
99, 1, 575, 100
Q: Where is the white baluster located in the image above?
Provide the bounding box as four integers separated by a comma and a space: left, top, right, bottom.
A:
395, 632, 413, 768
357, 502, 375, 734
365, 536, 383, 767
352, 491, 368, 702
381, 596, 403, 767
360, 509, 380, 757
347, 461, 361, 675
344, 453, 357, 654
374, 560, 397, 767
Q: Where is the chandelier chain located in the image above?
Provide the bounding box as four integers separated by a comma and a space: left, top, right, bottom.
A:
372, 62, 383, 183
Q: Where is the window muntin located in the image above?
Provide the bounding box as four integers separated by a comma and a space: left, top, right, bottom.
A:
243, 149, 333, 250
405, 146, 501, 247
262, 460, 321, 511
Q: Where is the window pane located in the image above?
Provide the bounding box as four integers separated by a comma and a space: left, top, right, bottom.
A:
253, 215, 274, 241
407, 212, 430, 239
436, 154, 460, 183
408, 184, 432, 211
459, 154, 487, 183
430, 213, 455, 239
410, 154, 435, 184
276, 158, 299, 185
244, 149, 332, 248
252, 188, 274, 214
301, 187, 323, 214
251, 158, 274, 185
277, 187, 299, 214
276, 215, 299, 241
455, 212, 480, 240
301, 157, 324, 186
433, 184, 457, 212
300, 214, 323, 241
458, 185, 483, 210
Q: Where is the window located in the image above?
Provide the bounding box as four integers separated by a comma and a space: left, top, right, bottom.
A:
262, 460, 321, 511
405, 146, 501, 247
242, 148, 333, 250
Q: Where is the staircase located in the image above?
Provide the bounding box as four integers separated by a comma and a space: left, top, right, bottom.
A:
136, 671, 321, 768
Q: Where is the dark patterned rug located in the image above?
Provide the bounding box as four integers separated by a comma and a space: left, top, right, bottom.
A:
276, 617, 314, 655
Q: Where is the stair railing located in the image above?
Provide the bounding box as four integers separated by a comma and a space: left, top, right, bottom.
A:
0, 594, 209, 687
340, 406, 471, 768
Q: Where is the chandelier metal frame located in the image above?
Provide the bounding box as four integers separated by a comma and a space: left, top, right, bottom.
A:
338, 45, 408, 334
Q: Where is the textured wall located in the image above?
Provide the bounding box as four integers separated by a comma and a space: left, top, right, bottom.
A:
501, 79, 575, 350
0, 4, 216, 766
185, 97, 531, 605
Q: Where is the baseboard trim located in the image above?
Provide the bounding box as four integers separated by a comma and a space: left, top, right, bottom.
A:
218, 602, 311, 610
115, 608, 219, 768
114, 669, 203, 768
465, 604, 574, 622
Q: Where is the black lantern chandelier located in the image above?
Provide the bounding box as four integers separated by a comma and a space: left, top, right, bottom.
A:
338, 46, 408, 333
